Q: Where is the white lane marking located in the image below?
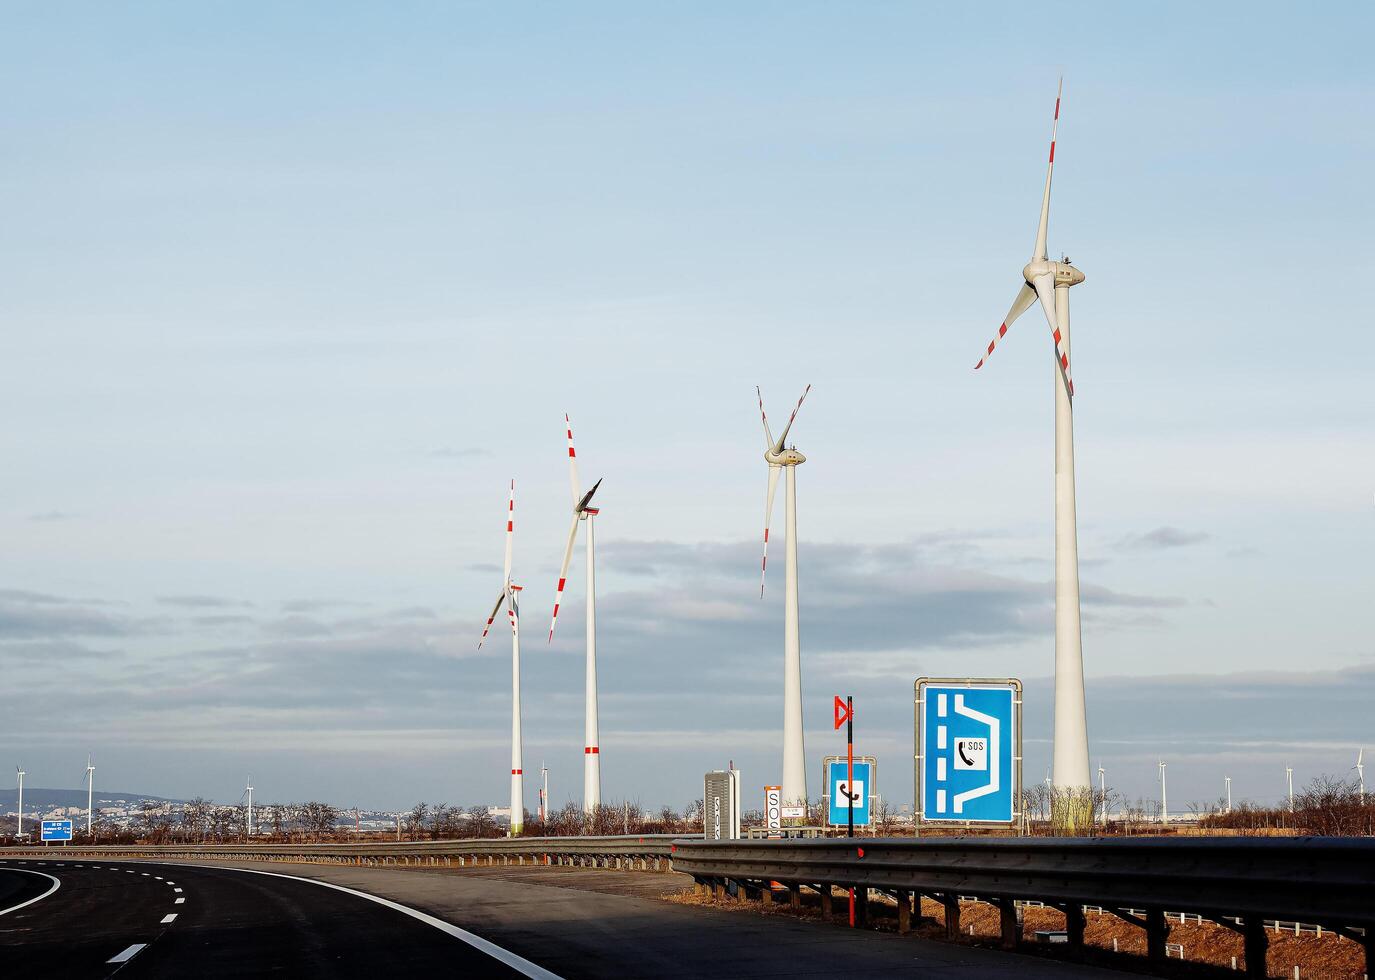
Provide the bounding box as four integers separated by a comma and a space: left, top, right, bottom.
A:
153, 876, 162, 880
165, 881, 176, 886
173, 887, 183, 893
0, 869, 62, 917
175, 897, 185, 904
161, 913, 177, 924
174, 863, 562, 979
107, 943, 148, 963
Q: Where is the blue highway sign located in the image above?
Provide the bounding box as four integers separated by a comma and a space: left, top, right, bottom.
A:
41, 819, 74, 842
916, 678, 1021, 824
825, 758, 874, 827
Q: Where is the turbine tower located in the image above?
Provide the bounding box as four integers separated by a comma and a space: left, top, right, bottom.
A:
757, 385, 812, 808
548, 415, 603, 813
85, 755, 96, 835
1355, 749, 1365, 804
246, 777, 254, 837
479, 480, 524, 835
974, 79, 1089, 826
16, 767, 24, 839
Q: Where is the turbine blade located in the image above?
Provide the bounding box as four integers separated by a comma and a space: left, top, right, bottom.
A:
974, 283, 1038, 370
760, 464, 782, 597
577, 477, 603, 513
548, 512, 582, 643
1032, 272, 1074, 397
773, 384, 811, 452
1033, 78, 1062, 262
503, 479, 515, 583
755, 386, 774, 450
565, 415, 582, 506
478, 589, 507, 648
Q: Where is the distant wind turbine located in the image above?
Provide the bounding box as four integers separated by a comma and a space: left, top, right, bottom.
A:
974, 79, 1090, 826
548, 416, 603, 813
479, 479, 524, 835
85, 755, 96, 835
1355, 749, 1365, 804
756, 385, 812, 807
16, 767, 25, 839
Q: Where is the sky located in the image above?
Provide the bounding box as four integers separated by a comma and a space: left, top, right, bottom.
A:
1, 1, 1372, 814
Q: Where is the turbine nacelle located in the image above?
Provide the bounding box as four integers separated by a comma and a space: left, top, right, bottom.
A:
764, 448, 806, 466
1022, 258, 1085, 289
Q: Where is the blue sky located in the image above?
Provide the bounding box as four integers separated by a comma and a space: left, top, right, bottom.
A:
1, 2, 1372, 812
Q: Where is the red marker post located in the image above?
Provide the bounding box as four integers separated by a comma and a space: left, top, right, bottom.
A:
834, 694, 855, 925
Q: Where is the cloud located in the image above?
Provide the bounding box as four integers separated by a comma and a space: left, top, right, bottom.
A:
1117, 527, 1210, 551
0, 590, 147, 639
157, 595, 252, 609
279, 598, 365, 613
27, 510, 74, 522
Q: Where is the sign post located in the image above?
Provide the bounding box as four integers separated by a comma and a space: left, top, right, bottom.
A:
833, 694, 856, 926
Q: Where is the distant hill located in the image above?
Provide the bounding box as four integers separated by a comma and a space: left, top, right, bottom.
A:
0, 789, 184, 811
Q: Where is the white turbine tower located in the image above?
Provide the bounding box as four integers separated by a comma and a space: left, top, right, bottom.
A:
548, 416, 603, 813
479, 480, 524, 835
974, 79, 1089, 825
85, 755, 96, 836
756, 385, 812, 808
246, 777, 254, 837
15, 767, 25, 839
1354, 749, 1365, 804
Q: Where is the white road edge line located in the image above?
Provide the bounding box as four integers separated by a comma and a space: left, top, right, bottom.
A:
107, 943, 147, 964
171, 863, 562, 980
160, 913, 177, 924
0, 869, 61, 917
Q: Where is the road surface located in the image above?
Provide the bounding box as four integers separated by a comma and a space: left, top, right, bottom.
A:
1, 857, 1130, 978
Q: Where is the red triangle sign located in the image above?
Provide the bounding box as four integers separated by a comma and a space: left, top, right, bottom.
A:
833, 695, 851, 730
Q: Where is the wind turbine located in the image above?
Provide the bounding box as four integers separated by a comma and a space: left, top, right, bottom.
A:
479, 479, 524, 835
1225, 775, 1232, 813
974, 79, 1089, 825
15, 767, 24, 839
246, 777, 254, 837
756, 385, 812, 808
1158, 760, 1167, 825
548, 415, 603, 813
1354, 749, 1365, 804
85, 755, 96, 836
1097, 761, 1106, 826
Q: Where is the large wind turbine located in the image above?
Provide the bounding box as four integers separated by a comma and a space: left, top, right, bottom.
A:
548, 416, 603, 813
757, 385, 811, 808
15, 767, 24, 839
479, 480, 524, 835
974, 79, 1090, 826
1354, 749, 1365, 804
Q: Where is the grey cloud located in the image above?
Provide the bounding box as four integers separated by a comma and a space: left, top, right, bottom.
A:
27, 510, 74, 522
280, 598, 366, 613
192, 614, 256, 628
157, 595, 252, 609
1117, 527, 1210, 551
0, 591, 144, 639
262, 615, 334, 638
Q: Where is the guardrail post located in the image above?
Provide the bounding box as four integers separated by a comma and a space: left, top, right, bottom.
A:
1065, 903, 1085, 958
789, 884, 801, 910
819, 885, 834, 919
896, 889, 911, 935
1146, 908, 1168, 965
1244, 916, 1268, 979
998, 898, 1019, 950
854, 888, 869, 928
1362, 929, 1374, 980
941, 893, 961, 941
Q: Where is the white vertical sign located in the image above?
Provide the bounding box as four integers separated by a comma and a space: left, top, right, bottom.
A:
765, 786, 781, 831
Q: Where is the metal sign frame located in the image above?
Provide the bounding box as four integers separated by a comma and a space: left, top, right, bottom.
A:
820, 755, 877, 828
914, 677, 1022, 827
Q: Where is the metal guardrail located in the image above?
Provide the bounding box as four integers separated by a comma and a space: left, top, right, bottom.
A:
669, 836, 1375, 978
3, 834, 682, 871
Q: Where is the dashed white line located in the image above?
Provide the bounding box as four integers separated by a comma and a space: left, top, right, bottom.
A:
173, 887, 183, 893
174, 897, 185, 904
107, 944, 147, 964
160, 913, 177, 924
140, 872, 150, 876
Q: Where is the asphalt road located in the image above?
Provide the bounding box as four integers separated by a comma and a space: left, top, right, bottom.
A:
1, 858, 1132, 978
0, 858, 532, 977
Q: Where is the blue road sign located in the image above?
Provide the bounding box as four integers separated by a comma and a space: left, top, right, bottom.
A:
916, 679, 1021, 823
41, 819, 73, 842
826, 759, 874, 827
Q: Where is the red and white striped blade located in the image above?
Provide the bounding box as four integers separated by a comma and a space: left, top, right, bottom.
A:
507, 590, 520, 635
974, 283, 1037, 370
478, 588, 507, 648
760, 463, 781, 597
1032, 272, 1074, 397
547, 511, 582, 643
565, 414, 582, 506
503, 479, 515, 583
773, 384, 811, 452
755, 386, 774, 450
1033, 78, 1062, 262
